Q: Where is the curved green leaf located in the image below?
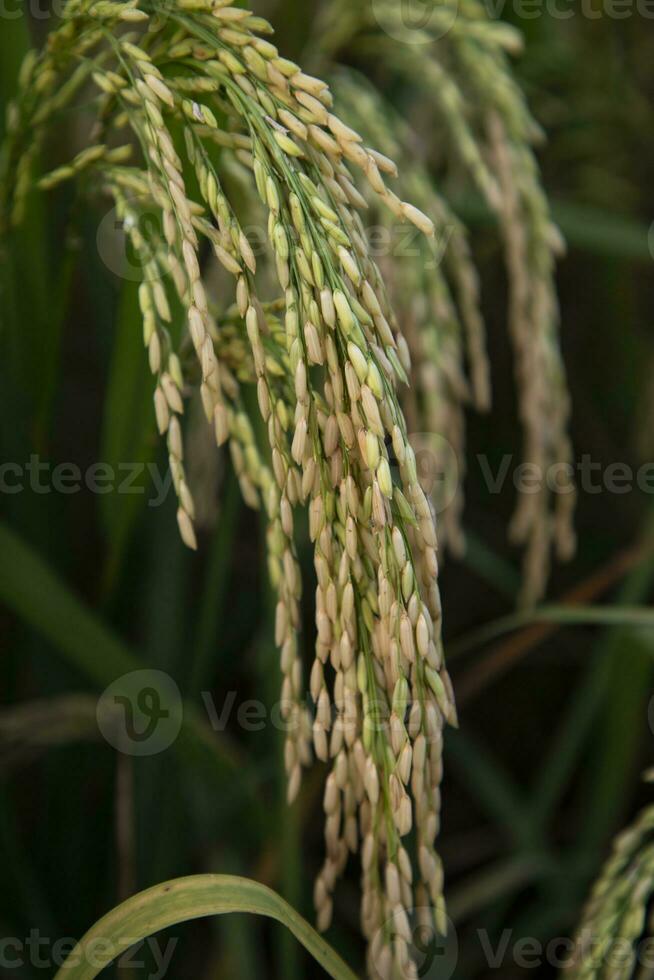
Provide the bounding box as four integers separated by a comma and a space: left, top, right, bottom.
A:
0, 520, 266, 840
449, 603, 654, 659
53, 874, 358, 980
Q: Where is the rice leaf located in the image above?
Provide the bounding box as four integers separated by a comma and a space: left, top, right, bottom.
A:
449, 603, 654, 660
53, 874, 357, 980
100, 282, 158, 591
0, 521, 262, 830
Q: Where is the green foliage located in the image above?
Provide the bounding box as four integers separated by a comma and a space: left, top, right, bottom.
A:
52, 875, 357, 980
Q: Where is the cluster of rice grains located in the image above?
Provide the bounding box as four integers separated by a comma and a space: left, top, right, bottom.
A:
566, 799, 654, 980
0, 2, 573, 977
319, 0, 577, 604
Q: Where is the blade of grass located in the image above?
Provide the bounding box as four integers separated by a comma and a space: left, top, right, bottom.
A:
447, 730, 539, 852
188, 470, 241, 697
449, 604, 654, 661
208, 854, 263, 980
0, 695, 100, 766
0, 18, 30, 136
529, 648, 613, 828
451, 192, 653, 263
462, 531, 521, 601
448, 855, 550, 924
0, 520, 266, 840
453, 537, 654, 706
100, 282, 157, 595
0, 21, 57, 448
53, 875, 358, 980
534, 519, 654, 836
580, 588, 654, 851
0, 520, 135, 680
139, 505, 192, 885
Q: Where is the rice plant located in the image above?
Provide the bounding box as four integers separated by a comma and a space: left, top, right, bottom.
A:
565, 787, 654, 980
1, 2, 651, 979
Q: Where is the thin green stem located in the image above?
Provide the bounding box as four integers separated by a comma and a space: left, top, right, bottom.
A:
448, 604, 654, 660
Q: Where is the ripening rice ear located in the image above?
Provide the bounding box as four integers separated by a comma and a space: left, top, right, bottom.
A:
1, 2, 573, 976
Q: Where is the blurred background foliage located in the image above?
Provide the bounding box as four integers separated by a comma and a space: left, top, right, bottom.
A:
1, 1, 653, 977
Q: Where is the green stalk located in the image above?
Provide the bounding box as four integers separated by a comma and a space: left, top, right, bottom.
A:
0, 520, 264, 842
448, 604, 654, 660
188, 470, 241, 697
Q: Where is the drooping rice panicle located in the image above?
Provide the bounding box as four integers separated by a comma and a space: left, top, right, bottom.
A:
316, 0, 576, 605
0, 2, 574, 976
566, 797, 654, 980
